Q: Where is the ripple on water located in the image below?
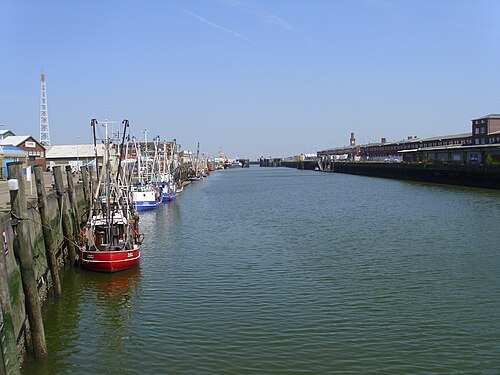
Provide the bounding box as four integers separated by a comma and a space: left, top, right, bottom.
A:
20, 168, 500, 374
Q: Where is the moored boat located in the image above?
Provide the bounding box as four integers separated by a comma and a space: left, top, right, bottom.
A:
81, 211, 142, 272
80, 119, 143, 273
162, 182, 177, 201
132, 184, 163, 211
224, 161, 243, 169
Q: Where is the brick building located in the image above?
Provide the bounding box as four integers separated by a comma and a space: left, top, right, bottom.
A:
0, 136, 47, 169
317, 114, 500, 164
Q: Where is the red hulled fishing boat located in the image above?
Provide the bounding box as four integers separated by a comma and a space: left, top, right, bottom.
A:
80, 119, 143, 273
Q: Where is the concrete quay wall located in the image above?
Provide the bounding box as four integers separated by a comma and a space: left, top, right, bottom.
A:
331, 162, 500, 190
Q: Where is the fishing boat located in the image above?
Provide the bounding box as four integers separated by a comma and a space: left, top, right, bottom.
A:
158, 141, 177, 201
161, 181, 177, 201
130, 133, 164, 210
188, 142, 203, 181
132, 184, 163, 211
224, 161, 243, 169
80, 119, 143, 273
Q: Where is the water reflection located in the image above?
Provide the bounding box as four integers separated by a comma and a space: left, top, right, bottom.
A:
21, 267, 142, 374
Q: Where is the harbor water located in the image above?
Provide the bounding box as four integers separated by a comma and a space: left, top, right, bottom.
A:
21, 167, 500, 374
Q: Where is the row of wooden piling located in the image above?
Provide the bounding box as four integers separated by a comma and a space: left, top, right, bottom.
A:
0, 162, 93, 374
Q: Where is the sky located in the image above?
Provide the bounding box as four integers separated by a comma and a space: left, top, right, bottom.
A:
1, 0, 499, 159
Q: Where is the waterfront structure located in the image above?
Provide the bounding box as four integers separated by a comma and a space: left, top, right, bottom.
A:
39, 72, 51, 146
45, 144, 105, 170
260, 157, 282, 167
0, 135, 47, 169
0, 145, 28, 179
317, 114, 500, 164
126, 139, 176, 160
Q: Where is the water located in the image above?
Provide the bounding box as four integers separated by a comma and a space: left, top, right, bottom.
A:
22, 167, 500, 374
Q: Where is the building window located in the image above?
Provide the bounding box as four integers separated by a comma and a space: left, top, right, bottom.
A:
481, 138, 485, 145
475, 128, 479, 134
475, 139, 479, 145
41, 151, 44, 157
481, 127, 485, 134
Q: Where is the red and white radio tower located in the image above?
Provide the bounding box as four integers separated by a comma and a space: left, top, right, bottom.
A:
39, 72, 51, 145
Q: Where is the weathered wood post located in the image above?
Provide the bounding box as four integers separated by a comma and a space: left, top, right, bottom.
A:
80, 166, 89, 205
80, 167, 90, 224
88, 165, 95, 201
0, 234, 21, 374
88, 165, 95, 184
7, 162, 47, 359
65, 166, 80, 231
52, 166, 77, 266
33, 165, 62, 297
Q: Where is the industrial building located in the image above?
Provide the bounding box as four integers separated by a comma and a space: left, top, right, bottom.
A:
317, 114, 500, 164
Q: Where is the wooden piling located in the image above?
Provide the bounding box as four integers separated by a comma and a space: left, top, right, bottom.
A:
0, 233, 20, 374
52, 167, 77, 266
65, 166, 80, 230
88, 165, 95, 189
88, 165, 96, 204
7, 162, 47, 359
80, 166, 89, 204
33, 166, 62, 298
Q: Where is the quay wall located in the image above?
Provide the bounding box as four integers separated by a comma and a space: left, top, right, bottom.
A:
0, 164, 89, 373
331, 162, 500, 190
281, 160, 318, 170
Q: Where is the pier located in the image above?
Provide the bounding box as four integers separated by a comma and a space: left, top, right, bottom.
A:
316, 160, 500, 190
0, 163, 90, 372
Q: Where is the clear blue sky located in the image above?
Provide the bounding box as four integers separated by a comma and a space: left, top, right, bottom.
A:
1, 0, 499, 159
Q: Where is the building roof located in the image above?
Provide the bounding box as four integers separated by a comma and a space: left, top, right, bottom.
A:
45, 144, 105, 159
0, 129, 15, 136
417, 133, 471, 143
0, 135, 34, 147
474, 114, 500, 120
399, 143, 500, 153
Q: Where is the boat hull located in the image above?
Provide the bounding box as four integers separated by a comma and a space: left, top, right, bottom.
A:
80, 247, 140, 273
224, 163, 242, 169
162, 191, 176, 201
134, 200, 162, 211
133, 188, 163, 211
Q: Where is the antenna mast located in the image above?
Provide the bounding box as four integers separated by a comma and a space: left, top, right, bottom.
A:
39, 72, 51, 145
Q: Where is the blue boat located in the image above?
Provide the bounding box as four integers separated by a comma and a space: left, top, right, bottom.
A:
161, 182, 177, 201
132, 185, 163, 211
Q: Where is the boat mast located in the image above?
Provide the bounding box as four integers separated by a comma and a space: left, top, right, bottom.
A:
143, 129, 148, 182
104, 120, 112, 246
116, 119, 129, 187
90, 118, 98, 211
195, 142, 200, 176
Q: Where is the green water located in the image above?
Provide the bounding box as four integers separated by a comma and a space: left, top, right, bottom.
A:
21, 167, 500, 374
